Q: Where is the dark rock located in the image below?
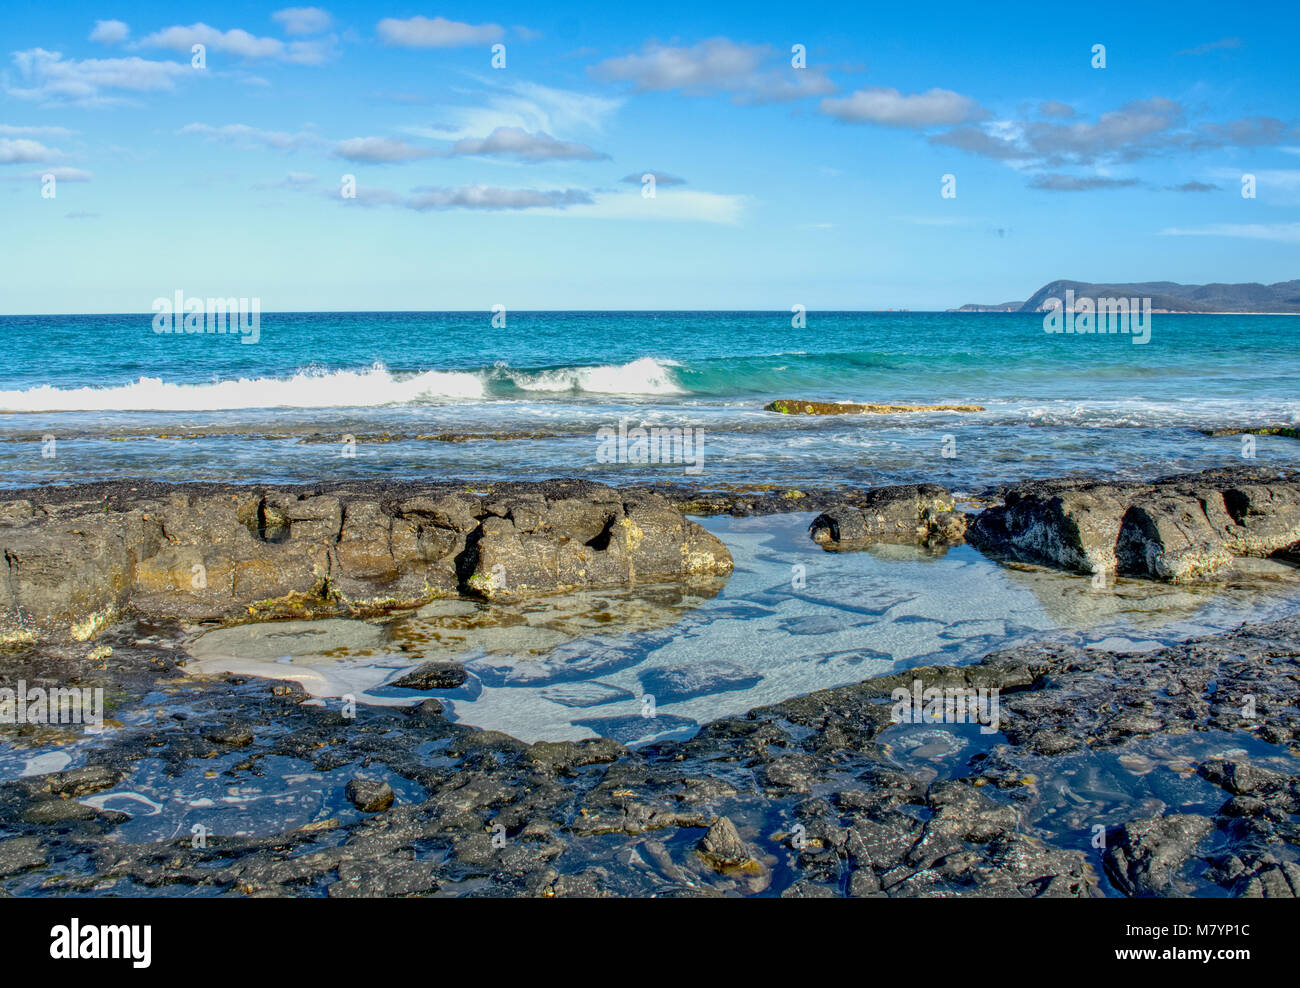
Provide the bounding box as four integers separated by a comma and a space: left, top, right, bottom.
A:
810, 484, 966, 549
0, 479, 733, 641
390, 660, 468, 690
968, 467, 1300, 582
201, 725, 254, 747
696, 816, 761, 872
345, 778, 395, 813
0, 837, 46, 877
1104, 814, 1215, 896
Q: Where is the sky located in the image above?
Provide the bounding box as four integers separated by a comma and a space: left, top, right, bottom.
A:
3, 1, 1299, 312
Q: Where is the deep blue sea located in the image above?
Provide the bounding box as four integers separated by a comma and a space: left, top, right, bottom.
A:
1, 311, 1296, 489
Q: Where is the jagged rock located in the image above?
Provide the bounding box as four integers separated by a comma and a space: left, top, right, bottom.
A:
968, 468, 1300, 582
809, 484, 967, 549
0, 479, 732, 641
696, 816, 762, 872
390, 660, 468, 690
1104, 814, 1214, 896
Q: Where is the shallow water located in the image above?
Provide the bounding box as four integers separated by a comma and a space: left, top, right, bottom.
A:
183, 513, 1300, 744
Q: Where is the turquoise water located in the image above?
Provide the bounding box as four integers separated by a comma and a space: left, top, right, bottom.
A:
1, 311, 1296, 487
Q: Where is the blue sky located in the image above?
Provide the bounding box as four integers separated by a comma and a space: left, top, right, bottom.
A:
3, 1, 1299, 312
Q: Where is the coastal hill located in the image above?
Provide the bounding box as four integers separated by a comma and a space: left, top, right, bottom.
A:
955, 278, 1300, 313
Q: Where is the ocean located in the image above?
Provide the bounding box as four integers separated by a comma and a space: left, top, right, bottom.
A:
2, 310, 1297, 490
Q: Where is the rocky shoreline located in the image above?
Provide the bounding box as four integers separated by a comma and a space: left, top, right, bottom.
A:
1, 465, 1298, 897
1, 613, 1297, 897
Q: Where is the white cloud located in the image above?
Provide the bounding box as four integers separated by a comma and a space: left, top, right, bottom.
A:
450, 127, 608, 161
5, 48, 190, 106
1161, 222, 1300, 243
137, 23, 336, 65
821, 87, 987, 127
89, 20, 130, 44
335, 136, 433, 163
0, 137, 62, 163
376, 16, 504, 48
272, 7, 333, 36
589, 38, 834, 103
592, 38, 763, 91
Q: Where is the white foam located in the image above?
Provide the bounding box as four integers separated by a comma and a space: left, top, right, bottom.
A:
0, 363, 485, 412
505, 356, 683, 395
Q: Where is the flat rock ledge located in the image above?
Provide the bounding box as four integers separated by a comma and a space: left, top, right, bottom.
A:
0, 479, 732, 642
765, 399, 985, 415
968, 467, 1300, 582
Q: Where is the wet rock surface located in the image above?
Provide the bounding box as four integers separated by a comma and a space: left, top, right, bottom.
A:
968, 466, 1300, 583
2, 612, 1297, 898
390, 661, 468, 691
764, 400, 985, 415
808, 485, 967, 550
0, 479, 733, 641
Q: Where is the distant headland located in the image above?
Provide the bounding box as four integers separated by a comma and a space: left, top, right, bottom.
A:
954, 278, 1300, 313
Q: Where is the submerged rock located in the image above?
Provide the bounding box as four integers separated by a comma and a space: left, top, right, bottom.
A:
968, 467, 1300, 582
638, 660, 761, 703
765, 399, 984, 414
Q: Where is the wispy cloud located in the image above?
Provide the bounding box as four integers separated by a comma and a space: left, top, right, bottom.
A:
1161, 222, 1300, 243
1029, 173, 1141, 191
179, 122, 325, 151
4, 166, 92, 182
933, 98, 1300, 176
253, 171, 318, 190
620, 171, 686, 186
272, 8, 334, 37
562, 189, 747, 224
407, 81, 623, 143
330, 183, 593, 211
0, 124, 76, 137
1176, 37, 1242, 56
449, 127, 608, 161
